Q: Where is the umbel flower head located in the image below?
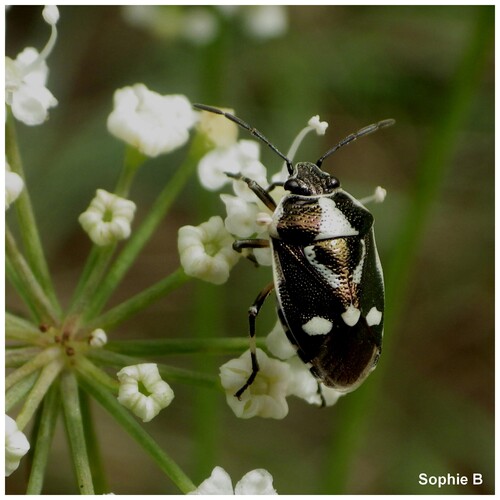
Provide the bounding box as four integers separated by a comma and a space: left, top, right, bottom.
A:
189, 466, 277, 495
117, 363, 174, 423
78, 189, 136, 246
5, 6, 59, 126
107, 84, 198, 157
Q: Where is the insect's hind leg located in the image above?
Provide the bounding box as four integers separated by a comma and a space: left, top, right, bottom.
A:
234, 281, 275, 400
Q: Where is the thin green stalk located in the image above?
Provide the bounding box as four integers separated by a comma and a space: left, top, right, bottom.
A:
6, 312, 41, 343
80, 389, 108, 494
6, 347, 43, 367
6, 113, 61, 316
87, 349, 218, 389
84, 132, 211, 321
106, 336, 264, 357
323, 8, 493, 494
60, 370, 95, 495
115, 145, 147, 197
6, 228, 59, 325
16, 358, 64, 431
6, 371, 39, 412
78, 369, 197, 494
75, 356, 119, 392
6, 346, 60, 390
26, 383, 60, 495
86, 267, 191, 332
6, 259, 41, 322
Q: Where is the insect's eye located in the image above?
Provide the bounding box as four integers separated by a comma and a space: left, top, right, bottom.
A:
284, 178, 311, 195
326, 176, 340, 190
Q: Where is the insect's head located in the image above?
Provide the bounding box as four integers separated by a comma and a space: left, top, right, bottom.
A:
284, 162, 340, 196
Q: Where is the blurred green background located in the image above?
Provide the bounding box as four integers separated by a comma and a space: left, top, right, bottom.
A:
6, 5, 494, 495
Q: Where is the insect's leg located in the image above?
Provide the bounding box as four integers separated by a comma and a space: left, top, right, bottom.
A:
316, 381, 327, 408
233, 239, 270, 266
234, 281, 275, 400
225, 172, 277, 211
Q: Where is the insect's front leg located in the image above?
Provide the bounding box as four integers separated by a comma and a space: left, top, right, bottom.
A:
233, 238, 269, 266
225, 172, 277, 211
234, 281, 275, 400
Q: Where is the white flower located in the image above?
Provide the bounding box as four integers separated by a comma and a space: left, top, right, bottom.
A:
117, 363, 174, 422
220, 194, 262, 239
5, 6, 59, 126
5, 161, 24, 210
182, 9, 218, 45
78, 189, 136, 246
178, 216, 240, 285
360, 186, 387, 205
197, 107, 238, 149
308, 115, 329, 135
190, 466, 277, 495
6, 48, 58, 126
197, 139, 266, 193
88, 328, 107, 348
243, 6, 288, 39
107, 84, 198, 157
42, 5, 59, 25
219, 348, 290, 419
266, 320, 296, 360
5, 415, 30, 477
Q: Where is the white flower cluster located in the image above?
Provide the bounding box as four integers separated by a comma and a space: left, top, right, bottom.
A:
5, 6, 59, 126
190, 466, 277, 495
220, 321, 344, 419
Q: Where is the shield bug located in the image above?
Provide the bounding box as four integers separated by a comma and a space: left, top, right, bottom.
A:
194, 103, 394, 401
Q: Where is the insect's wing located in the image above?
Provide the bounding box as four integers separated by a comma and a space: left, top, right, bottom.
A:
271, 231, 383, 392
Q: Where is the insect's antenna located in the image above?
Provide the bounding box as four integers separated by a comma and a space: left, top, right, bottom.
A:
316, 118, 395, 169
193, 104, 294, 174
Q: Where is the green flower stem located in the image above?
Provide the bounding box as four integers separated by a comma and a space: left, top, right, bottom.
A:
76, 356, 119, 392
106, 336, 265, 357
88, 349, 218, 389
78, 370, 197, 494
6, 312, 41, 343
83, 132, 212, 321
6, 346, 60, 390
324, 8, 494, 494
16, 358, 64, 431
87, 268, 191, 332
6, 347, 43, 367
115, 145, 147, 197
6, 371, 39, 412
60, 370, 95, 495
6, 113, 61, 316
6, 228, 59, 325
6, 259, 41, 322
80, 389, 108, 494
26, 383, 60, 495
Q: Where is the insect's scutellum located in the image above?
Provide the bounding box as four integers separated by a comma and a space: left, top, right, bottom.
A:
194, 104, 394, 402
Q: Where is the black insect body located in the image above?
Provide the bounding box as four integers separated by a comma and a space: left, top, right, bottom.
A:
193, 104, 394, 401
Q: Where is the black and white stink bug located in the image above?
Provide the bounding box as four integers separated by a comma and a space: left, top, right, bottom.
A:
194, 104, 394, 402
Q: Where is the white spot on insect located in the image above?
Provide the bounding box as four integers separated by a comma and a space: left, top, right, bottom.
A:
302, 316, 333, 336
315, 196, 358, 240
366, 306, 382, 326
341, 304, 361, 327
352, 240, 366, 284
304, 245, 341, 288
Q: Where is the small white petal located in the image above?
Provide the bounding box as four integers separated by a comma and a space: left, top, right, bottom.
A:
220, 348, 290, 419
197, 107, 238, 149
189, 466, 234, 495
308, 115, 329, 135
5, 164, 24, 210
5, 415, 30, 477
221, 194, 262, 239
235, 469, 277, 495
42, 5, 60, 25
266, 320, 296, 360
